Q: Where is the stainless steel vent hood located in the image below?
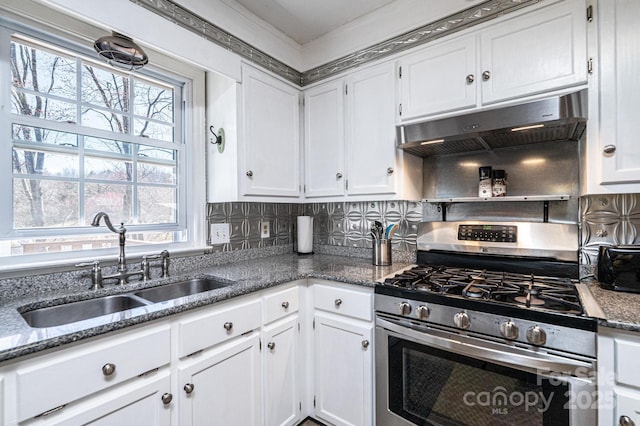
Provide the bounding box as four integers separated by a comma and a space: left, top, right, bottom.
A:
398, 90, 587, 157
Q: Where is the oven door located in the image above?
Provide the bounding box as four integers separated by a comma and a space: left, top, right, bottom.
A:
375, 316, 596, 426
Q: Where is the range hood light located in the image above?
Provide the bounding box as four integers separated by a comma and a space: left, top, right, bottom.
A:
420, 139, 445, 146
511, 124, 545, 132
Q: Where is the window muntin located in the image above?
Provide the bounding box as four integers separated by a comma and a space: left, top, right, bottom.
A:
4, 33, 187, 260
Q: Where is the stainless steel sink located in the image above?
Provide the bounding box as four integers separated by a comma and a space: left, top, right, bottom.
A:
134, 277, 231, 303
21, 295, 149, 328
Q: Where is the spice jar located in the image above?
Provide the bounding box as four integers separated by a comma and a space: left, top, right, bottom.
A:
492, 169, 507, 197
478, 166, 492, 197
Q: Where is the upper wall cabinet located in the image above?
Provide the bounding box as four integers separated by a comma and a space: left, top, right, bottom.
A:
206, 65, 301, 202
241, 64, 301, 198
582, 0, 640, 194
303, 62, 422, 201
399, 0, 588, 123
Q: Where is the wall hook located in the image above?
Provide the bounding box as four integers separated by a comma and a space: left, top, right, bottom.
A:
209, 125, 225, 153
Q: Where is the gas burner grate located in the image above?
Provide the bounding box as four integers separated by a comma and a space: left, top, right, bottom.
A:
382, 265, 583, 315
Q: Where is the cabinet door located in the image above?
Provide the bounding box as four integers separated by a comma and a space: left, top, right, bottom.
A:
264, 316, 300, 426
178, 333, 262, 425
598, 0, 640, 184
24, 372, 171, 425
480, 0, 587, 104
346, 63, 397, 196
241, 65, 300, 197
314, 312, 373, 426
614, 389, 640, 426
304, 80, 345, 198
399, 36, 477, 120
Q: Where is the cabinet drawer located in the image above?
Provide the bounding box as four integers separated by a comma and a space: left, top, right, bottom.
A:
314, 283, 373, 321
615, 337, 640, 388
179, 298, 261, 357
16, 324, 170, 422
264, 285, 300, 324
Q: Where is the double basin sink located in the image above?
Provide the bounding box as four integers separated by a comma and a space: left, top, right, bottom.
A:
20, 277, 233, 328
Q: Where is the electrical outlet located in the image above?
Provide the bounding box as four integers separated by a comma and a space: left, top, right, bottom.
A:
260, 221, 270, 238
210, 223, 230, 244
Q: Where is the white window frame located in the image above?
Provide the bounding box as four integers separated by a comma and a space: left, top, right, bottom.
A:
0, 15, 207, 273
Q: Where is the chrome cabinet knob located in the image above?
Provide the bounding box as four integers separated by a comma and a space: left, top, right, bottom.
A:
620, 416, 635, 426
161, 393, 173, 405
102, 363, 116, 376
386, 167, 394, 175
223, 321, 233, 331
267, 342, 275, 350
526, 325, 547, 345
246, 170, 253, 177
184, 383, 195, 394
282, 301, 289, 309
466, 74, 475, 84
482, 70, 491, 80
500, 320, 519, 340
398, 302, 412, 316
454, 312, 471, 330
334, 298, 342, 307
603, 144, 617, 154
336, 173, 343, 179
362, 340, 370, 349
416, 305, 430, 320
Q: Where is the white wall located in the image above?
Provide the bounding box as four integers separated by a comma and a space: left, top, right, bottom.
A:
34, 0, 242, 81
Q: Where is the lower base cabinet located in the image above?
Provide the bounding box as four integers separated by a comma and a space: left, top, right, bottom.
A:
311, 279, 374, 426
598, 327, 640, 425
264, 316, 300, 426
24, 371, 172, 426
178, 333, 262, 425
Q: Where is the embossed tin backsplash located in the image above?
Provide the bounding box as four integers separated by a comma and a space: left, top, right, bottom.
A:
207, 201, 422, 253
581, 194, 640, 266
209, 194, 640, 266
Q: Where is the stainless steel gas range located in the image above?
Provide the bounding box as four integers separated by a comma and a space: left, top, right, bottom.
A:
375, 221, 599, 426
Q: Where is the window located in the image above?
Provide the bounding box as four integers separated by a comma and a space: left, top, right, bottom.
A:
1, 29, 200, 267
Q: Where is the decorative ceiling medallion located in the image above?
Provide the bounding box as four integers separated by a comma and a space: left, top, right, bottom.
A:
130, 0, 540, 86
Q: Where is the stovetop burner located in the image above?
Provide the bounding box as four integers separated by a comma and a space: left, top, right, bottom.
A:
381, 265, 583, 315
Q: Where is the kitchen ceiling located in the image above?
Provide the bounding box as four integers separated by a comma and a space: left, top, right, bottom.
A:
229, 0, 399, 44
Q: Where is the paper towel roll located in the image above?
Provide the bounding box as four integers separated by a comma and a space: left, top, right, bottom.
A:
297, 216, 313, 254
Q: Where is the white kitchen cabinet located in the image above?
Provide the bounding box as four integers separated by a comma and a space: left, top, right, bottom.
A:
399, 0, 587, 122
241, 64, 301, 199
178, 333, 262, 426
479, 0, 587, 105
304, 79, 346, 198
598, 327, 640, 425
581, 0, 640, 193
262, 283, 302, 426
399, 35, 477, 120
12, 323, 171, 424
263, 317, 300, 426
22, 371, 172, 426
312, 281, 374, 426
303, 62, 422, 201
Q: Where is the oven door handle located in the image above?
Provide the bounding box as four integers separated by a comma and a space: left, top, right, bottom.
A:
376, 317, 593, 375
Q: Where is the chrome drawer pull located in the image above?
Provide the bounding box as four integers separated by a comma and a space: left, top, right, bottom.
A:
184, 383, 195, 394
282, 301, 290, 309
102, 363, 116, 376
223, 322, 233, 331
334, 298, 342, 307
161, 393, 173, 405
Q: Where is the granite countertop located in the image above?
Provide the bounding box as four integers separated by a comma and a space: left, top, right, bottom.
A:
0, 253, 412, 363
582, 278, 640, 332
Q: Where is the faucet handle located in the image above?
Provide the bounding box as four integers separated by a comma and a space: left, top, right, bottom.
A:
141, 250, 170, 279
76, 261, 103, 290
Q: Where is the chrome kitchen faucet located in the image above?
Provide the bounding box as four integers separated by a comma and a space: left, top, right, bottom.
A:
76, 212, 169, 288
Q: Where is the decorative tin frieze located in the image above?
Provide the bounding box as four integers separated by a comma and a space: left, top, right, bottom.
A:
130, 0, 540, 86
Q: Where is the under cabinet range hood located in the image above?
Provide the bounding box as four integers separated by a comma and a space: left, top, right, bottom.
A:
398, 90, 587, 157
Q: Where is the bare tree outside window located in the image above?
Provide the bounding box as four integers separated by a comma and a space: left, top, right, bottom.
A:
7, 36, 181, 255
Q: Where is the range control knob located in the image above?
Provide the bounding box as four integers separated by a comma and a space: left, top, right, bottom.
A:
526, 325, 547, 345
398, 302, 412, 316
416, 305, 430, 320
453, 312, 471, 330
500, 320, 519, 340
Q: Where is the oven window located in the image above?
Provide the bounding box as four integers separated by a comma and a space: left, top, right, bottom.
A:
388, 336, 569, 426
